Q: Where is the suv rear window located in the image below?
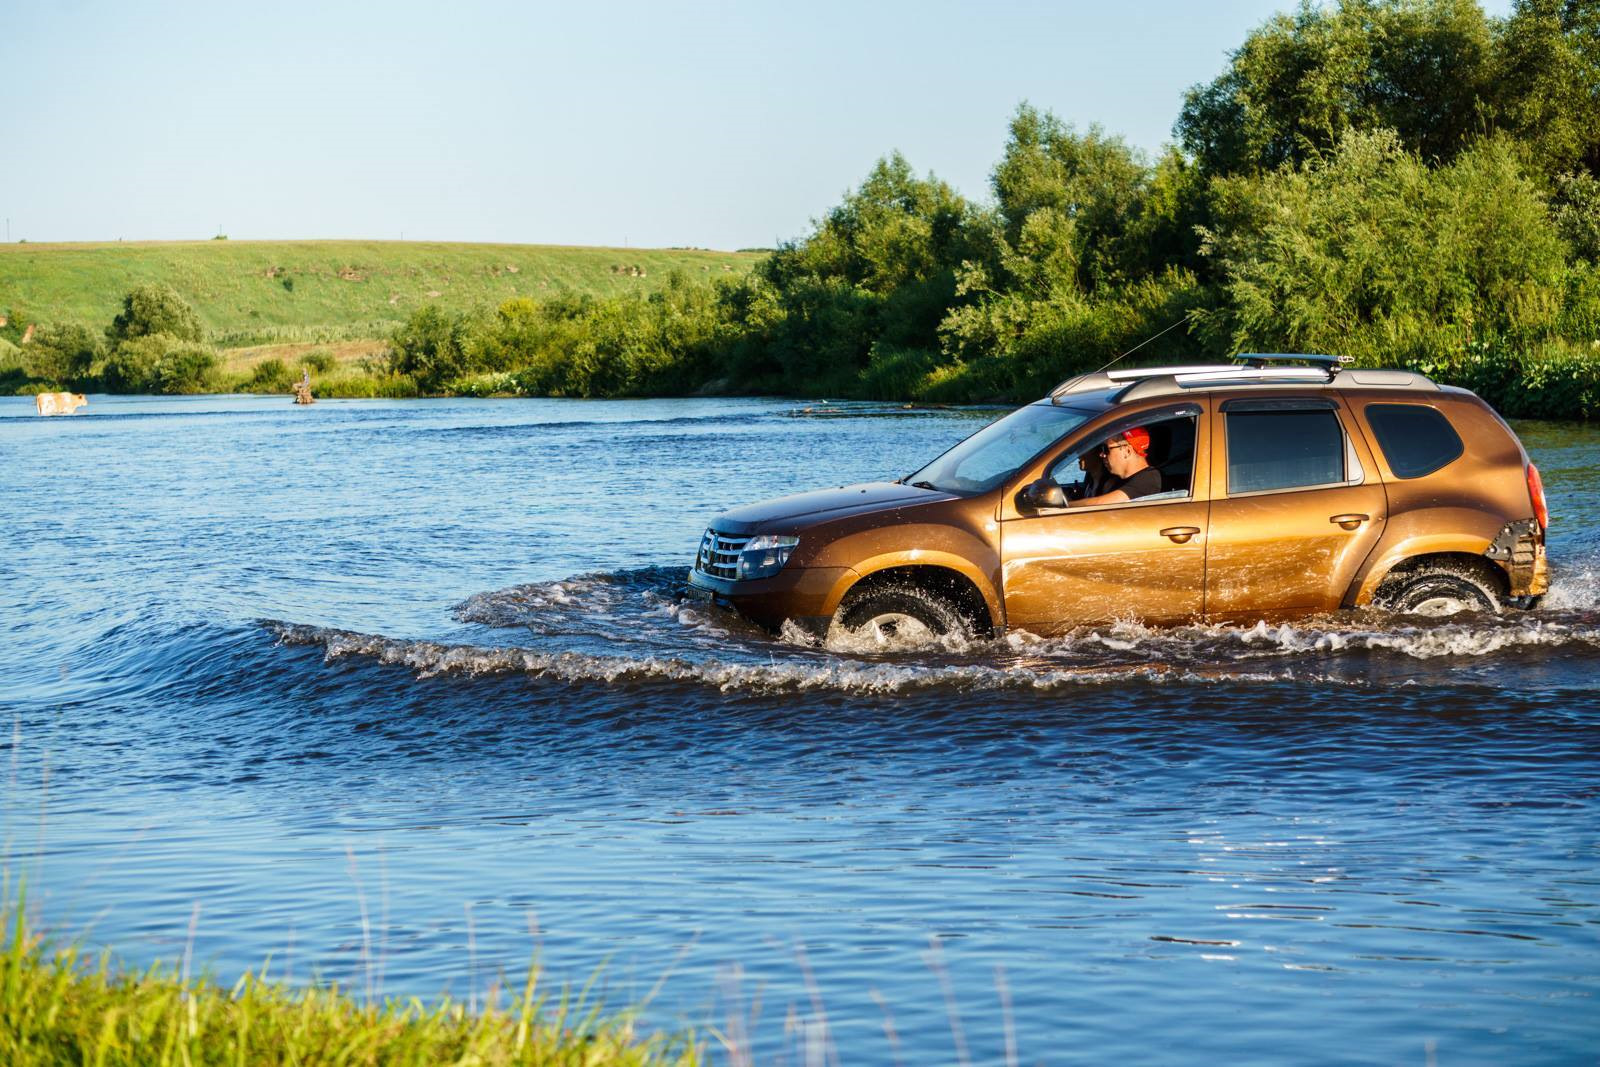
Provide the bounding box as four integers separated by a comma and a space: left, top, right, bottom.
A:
1226, 410, 1344, 494
1364, 403, 1464, 478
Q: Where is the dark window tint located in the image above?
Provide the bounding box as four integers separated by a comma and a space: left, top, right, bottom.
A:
1365, 404, 1463, 478
1226, 410, 1344, 494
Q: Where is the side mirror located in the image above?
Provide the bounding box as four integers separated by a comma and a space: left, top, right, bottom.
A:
1019, 478, 1067, 512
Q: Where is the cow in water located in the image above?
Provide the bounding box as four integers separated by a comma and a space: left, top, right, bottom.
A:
35, 392, 88, 416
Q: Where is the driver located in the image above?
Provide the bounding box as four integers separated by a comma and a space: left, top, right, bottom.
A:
1070, 427, 1161, 507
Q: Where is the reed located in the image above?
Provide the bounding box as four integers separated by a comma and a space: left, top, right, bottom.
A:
0, 904, 699, 1066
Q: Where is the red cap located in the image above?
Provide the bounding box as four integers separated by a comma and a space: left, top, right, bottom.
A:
1121, 427, 1150, 458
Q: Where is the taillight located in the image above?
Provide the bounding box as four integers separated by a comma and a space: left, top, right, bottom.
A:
1527, 462, 1549, 529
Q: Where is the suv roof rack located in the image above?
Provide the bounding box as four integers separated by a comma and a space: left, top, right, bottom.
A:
1234, 353, 1352, 370
1050, 353, 1431, 403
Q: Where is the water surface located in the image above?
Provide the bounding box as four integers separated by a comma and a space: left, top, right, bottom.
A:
2, 394, 1597, 1064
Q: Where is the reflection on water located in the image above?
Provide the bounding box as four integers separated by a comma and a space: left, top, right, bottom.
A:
1, 395, 1597, 1064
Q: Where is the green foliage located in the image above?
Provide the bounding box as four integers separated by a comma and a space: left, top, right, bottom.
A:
22, 322, 101, 384
411, 273, 730, 398
991, 106, 1154, 290
741, 154, 992, 392
108, 283, 204, 344
387, 304, 497, 392
1199, 131, 1566, 370
1494, 0, 1600, 179
1178, 0, 1496, 174
1554, 170, 1600, 261
0, 337, 25, 395
1420, 336, 1600, 417
324, 373, 421, 398
0, 904, 697, 1066
247, 357, 293, 393
938, 269, 1212, 400
103, 333, 218, 394
302, 349, 336, 373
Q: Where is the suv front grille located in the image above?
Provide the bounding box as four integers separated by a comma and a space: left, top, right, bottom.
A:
696, 529, 750, 580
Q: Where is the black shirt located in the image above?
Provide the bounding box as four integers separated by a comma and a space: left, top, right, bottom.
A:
1112, 466, 1163, 500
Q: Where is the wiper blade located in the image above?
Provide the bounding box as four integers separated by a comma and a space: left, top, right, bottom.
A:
909, 480, 940, 491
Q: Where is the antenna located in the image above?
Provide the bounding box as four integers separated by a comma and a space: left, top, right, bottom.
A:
1093, 310, 1196, 374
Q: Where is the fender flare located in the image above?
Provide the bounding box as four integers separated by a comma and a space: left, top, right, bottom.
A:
827, 550, 1004, 631
1348, 533, 1500, 606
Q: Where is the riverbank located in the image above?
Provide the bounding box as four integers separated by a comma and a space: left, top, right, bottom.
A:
2, 910, 698, 1066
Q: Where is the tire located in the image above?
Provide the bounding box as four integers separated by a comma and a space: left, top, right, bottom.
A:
835, 585, 969, 647
1376, 566, 1500, 618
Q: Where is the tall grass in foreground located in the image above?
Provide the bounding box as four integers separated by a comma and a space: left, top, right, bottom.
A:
0, 906, 699, 1066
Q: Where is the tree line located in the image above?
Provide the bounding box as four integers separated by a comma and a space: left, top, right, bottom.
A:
384, 0, 1600, 417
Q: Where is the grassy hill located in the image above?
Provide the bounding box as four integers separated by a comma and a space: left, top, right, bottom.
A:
0, 240, 763, 347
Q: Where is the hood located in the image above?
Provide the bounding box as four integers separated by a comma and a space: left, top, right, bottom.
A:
710, 481, 956, 535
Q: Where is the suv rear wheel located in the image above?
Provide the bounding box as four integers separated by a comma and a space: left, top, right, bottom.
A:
835, 585, 970, 647
1376, 565, 1500, 617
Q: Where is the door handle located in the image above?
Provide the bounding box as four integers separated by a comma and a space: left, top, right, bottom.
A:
1330, 513, 1369, 530
1160, 526, 1200, 544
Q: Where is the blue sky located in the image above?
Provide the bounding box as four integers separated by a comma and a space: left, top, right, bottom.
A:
6, 0, 1515, 249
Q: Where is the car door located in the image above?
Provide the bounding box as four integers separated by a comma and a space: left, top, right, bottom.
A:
1204, 394, 1388, 620
998, 403, 1212, 634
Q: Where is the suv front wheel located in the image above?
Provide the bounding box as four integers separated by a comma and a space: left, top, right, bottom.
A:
835, 585, 970, 647
1376, 565, 1500, 617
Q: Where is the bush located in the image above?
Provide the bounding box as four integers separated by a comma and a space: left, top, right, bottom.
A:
103, 333, 218, 394
387, 305, 496, 392
302, 349, 336, 373
448, 371, 523, 397
108, 284, 204, 344
22, 323, 101, 384
1199, 131, 1566, 367
1434, 337, 1600, 419
316, 372, 420, 398
247, 357, 293, 392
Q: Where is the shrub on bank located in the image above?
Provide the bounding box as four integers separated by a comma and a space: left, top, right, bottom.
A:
246, 357, 294, 393
101, 333, 219, 394
20, 323, 102, 386
302, 349, 337, 374
315, 372, 421, 398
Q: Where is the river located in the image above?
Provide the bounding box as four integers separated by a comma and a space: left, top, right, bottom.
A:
2, 394, 1596, 1064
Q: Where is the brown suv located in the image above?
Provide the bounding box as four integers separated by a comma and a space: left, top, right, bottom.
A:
686, 356, 1550, 641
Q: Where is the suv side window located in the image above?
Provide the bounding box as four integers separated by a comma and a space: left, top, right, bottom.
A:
1225, 409, 1346, 494
1049, 414, 1198, 502
1364, 403, 1464, 478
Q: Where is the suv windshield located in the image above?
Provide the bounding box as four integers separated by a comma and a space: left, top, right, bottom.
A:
907, 402, 1097, 494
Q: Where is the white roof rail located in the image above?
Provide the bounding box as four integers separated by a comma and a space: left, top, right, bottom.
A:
1103, 364, 1235, 381
1051, 353, 1437, 403
1172, 367, 1334, 385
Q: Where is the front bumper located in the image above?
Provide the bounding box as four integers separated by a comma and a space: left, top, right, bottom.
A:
684, 565, 856, 632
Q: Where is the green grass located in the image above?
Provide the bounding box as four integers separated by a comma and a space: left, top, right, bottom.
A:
1, 905, 700, 1066
0, 240, 762, 346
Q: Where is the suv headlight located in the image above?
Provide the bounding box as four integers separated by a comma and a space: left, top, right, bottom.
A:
739, 534, 800, 580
